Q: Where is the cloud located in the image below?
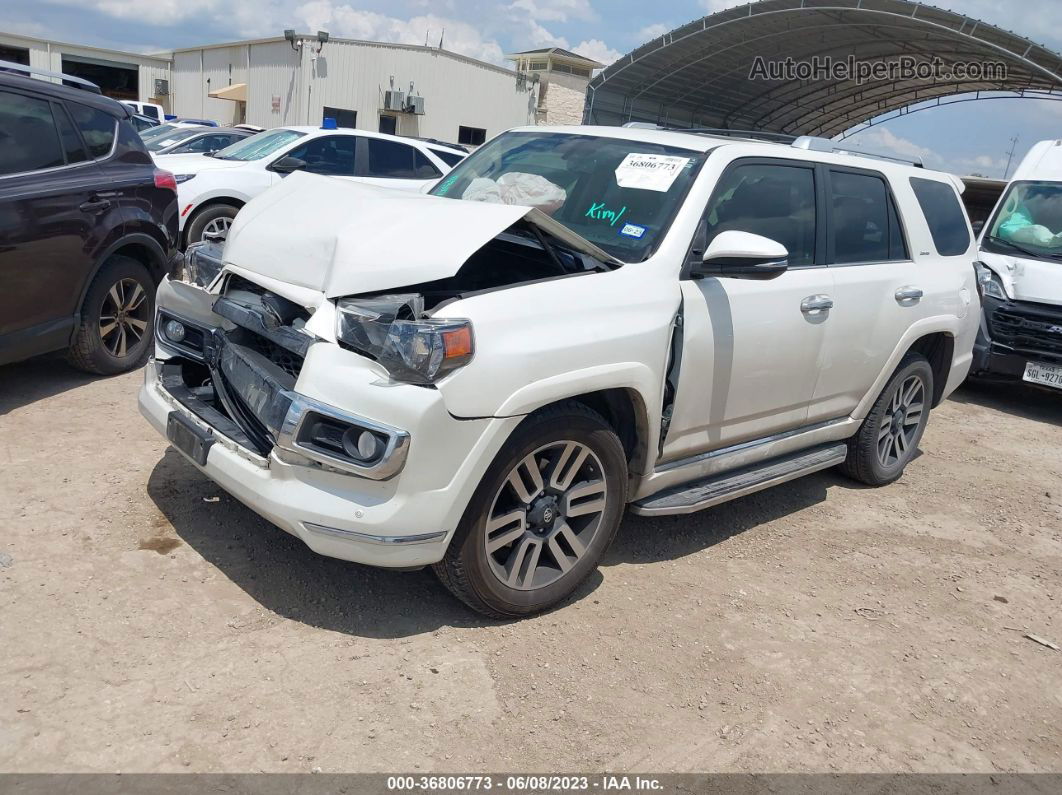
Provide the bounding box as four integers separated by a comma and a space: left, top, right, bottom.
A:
572, 39, 622, 66
507, 0, 596, 23
636, 23, 672, 42
846, 126, 937, 165
699, 0, 748, 13
296, 3, 504, 64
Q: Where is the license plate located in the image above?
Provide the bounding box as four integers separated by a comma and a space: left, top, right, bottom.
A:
166, 411, 215, 466
1022, 360, 1062, 390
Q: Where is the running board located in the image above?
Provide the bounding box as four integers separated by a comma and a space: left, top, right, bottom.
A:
631, 443, 847, 516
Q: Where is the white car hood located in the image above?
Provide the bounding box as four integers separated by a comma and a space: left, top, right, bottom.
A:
223, 170, 622, 299
154, 152, 246, 174
979, 249, 1062, 306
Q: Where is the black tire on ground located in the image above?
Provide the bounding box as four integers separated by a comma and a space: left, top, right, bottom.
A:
67, 256, 156, 375
185, 204, 238, 247
839, 352, 934, 487
433, 402, 628, 619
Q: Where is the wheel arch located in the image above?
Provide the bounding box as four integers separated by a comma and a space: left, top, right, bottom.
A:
907, 332, 955, 408
73, 233, 169, 328
183, 197, 246, 246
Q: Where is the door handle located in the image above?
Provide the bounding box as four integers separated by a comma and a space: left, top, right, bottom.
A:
895, 286, 924, 303
800, 294, 834, 313
79, 196, 113, 213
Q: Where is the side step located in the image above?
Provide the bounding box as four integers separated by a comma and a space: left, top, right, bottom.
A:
631, 443, 847, 516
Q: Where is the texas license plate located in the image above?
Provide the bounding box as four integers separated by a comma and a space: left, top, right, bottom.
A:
1022, 360, 1062, 390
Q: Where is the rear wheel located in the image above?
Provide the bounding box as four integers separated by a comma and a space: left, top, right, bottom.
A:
67, 256, 155, 375
433, 403, 627, 618
839, 353, 934, 486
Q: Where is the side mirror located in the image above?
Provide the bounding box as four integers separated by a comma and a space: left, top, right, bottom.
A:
694, 230, 789, 280
271, 156, 308, 174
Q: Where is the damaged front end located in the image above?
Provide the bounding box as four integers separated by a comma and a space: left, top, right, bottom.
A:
153, 269, 409, 479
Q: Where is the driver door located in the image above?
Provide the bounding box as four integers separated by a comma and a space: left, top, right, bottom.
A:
662, 158, 835, 462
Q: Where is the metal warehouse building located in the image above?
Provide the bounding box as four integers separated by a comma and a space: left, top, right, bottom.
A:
0, 31, 542, 146
169, 34, 540, 144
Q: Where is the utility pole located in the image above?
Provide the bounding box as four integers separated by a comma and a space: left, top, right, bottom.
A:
1003, 134, 1019, 179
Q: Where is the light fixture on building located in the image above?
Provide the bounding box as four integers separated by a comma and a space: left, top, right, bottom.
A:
284, 29, 300, 52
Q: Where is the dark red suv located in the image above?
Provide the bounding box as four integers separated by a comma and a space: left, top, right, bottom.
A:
0, 62, 179, 374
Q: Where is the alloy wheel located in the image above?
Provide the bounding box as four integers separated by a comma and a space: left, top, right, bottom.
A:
202, 216, 232, 239
876, 374, 925, 468
484, 441, 609, 591
99, 278, 149, 358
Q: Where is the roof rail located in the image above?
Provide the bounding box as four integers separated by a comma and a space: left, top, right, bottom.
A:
792, 135, 924, 167
0, 59, 102, 94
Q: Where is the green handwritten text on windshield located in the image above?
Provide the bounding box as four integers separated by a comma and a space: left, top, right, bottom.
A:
585, 202, 627, 227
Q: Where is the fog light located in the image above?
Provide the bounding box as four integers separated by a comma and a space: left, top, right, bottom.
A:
340, 427, 380, 461
164, 319, 186, 342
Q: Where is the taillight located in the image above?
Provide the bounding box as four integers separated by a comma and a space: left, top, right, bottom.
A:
154, 170, 177, 192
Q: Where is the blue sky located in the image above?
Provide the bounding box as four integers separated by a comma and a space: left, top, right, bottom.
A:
6, 0, 1062, 177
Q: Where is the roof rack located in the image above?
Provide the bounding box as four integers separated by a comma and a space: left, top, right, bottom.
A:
619, 122, 923, 168
0, 59, 101, 94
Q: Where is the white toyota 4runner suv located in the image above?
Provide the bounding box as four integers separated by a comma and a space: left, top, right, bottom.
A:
139, 125, 979, 617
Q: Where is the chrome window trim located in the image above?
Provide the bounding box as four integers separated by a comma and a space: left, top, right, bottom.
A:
0, 115, 118, 181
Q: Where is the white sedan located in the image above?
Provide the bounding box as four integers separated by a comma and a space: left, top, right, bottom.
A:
156, 126, 467, 246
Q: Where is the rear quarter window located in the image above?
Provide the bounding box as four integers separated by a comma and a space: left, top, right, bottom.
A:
67, 102, 117, 159
909, 177, 971, 256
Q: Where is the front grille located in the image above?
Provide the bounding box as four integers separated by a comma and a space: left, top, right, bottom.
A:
243, 331, 305, 380
990, 301, 1062, 359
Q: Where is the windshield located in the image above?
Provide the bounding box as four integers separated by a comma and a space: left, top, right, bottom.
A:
140, 123, 184, 141
429, 131, 706, 262
984, 180, 1062, 260
213, 129, 305, 161
145, 128, 201, 152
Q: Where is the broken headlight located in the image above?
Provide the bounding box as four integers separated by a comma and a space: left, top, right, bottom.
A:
335, 294, 474, 384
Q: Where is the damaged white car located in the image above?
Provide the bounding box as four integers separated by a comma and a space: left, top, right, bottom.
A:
140, 126, 979, 617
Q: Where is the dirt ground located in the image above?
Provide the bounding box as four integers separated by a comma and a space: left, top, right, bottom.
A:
1, 356, 1060, 774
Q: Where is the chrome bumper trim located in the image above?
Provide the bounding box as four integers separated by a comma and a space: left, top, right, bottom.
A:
303, 523, 446, 545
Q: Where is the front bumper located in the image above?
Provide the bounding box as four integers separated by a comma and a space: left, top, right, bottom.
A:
972, 296, 1062, 380
139, 344, 520, 568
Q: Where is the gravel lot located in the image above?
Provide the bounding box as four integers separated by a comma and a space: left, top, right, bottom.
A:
1, 357, 1060, 773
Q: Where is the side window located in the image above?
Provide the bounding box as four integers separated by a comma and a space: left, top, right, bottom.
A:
910, 177, 971, 256
285, 136, 356, 176
413, 149, 442, 178
703, 162, 817, 267
54, 103, 88, 165
828, 170, 907, 264
0, 89, 65, 175
366, 138, 425, 179
429, 147, 465, 168
67, 103, 116, 159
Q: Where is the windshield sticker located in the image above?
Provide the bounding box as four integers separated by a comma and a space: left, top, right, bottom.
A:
615, 153, 690, 192
585, 201, 627, 226
619, 223, 646, 239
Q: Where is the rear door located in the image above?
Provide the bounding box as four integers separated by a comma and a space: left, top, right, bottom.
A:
809, 167, 959, 421
354, 137, 443, 192
274, 134, 356, 183
0, 87, 106, 357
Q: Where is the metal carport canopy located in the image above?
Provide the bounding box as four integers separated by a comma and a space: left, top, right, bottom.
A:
585, 0, 1062, 138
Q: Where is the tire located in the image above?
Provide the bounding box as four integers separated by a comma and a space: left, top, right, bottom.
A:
839, 352, 934, 486
185, 204, 238, 246
433, 402, 628, 618
67, 256, 156, 375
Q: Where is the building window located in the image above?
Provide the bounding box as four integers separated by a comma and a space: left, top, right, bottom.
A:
378, 114, 397, 135
458, 126, 487, 146
0, 45, 30, 66
323, 106, 356, 129
529, 60, 548, 70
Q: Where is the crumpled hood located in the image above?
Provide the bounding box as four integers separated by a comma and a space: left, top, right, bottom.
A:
222, 171, 622, 299
979, 249, 1062, 306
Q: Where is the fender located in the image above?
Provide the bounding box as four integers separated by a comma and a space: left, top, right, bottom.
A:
72, 232, 171, 333
851, 314, 965, 421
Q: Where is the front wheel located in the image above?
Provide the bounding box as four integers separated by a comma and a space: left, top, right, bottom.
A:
839, 352, 934, 486
185, 204, 238, 246
433, 403, 628, 618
